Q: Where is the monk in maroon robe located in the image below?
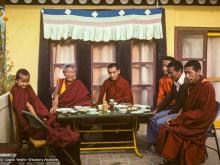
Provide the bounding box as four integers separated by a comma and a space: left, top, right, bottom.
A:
11, 69, 81, 165
97, 63, 133, 104
157, 60, 217, 165
51, 64, 91, 111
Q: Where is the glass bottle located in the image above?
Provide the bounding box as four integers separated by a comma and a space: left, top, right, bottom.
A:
102, 100, 108, 112
109, 99, 114, 111
92, 97, 97, 108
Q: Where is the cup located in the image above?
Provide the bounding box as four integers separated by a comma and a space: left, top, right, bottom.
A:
98, 104, 103, 111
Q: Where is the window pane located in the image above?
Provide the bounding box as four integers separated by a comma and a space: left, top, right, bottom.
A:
132, 41, 153, 62
92, 42, 115, 62
51, 42, 75, 64
93, 66, 109, 86
132, 87, 153, 106
182, 35, 203, 58
132, 64, 153, 85
53, 67, 65, 87
207, 37, 220, 77
212, 82, 220, 102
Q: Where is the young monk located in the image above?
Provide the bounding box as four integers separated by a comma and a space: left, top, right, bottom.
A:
157, 60, 217, 165
51, 64, 91, 112
97, 63, 133, 140
97, 63, 133, 104
11, 69, 81, 165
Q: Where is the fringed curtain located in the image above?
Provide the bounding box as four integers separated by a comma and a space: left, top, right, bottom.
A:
42, 8, 163, 42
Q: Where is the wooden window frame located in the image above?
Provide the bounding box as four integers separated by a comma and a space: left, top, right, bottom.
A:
91, 41, 117, 100
175, 27, 208, 76
130, 40, 157, 106
175, 26, 220, 79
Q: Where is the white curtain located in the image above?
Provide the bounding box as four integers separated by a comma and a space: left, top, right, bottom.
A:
182, 35, 203, 58
51, 42, 76, 87
207, 37, 220, 102
132, 41, 154, 106
181, 35, 204, 73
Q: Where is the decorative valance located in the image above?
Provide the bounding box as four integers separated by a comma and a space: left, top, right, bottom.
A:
4, 0, 219, 6
42, 8, 163, 42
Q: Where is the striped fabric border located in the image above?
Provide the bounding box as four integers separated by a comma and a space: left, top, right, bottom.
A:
42, 8, 163, 42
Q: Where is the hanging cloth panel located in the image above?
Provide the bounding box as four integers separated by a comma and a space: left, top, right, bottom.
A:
42, 8, 163, 42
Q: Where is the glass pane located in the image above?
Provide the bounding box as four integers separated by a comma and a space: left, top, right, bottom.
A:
182, 35, 203, 58
132, 87, 153, 106
132, 41, 154, 62
132, 64, 153, 85
207, 37, 220, 77
212, 82, 220, 102
93, 66, 109, 85
52, 42, 75, 64
92, 42, 116, 62
182, 60, 203, 74
53, 67, 65, 87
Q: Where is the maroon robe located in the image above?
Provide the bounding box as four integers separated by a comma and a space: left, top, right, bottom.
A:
58, 79, 91, 107
11, 84, 80, 147
97, 75, 133, 104
157, 76, 216, 165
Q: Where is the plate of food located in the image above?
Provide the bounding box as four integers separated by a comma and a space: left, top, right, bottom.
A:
56, 108, 77, 114
87, 108, 97, 112
133, 104, 151, 109
86, 111, 100, 115
75, 106, 90, 113
130, 109, 144, 114
118, 103, 132, 108
127, 106, 139, 112
78, 109, 89, 113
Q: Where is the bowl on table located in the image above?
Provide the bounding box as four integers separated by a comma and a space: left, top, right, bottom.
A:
118, 103, 132, 108
133, 104, 151, 109
119, 108, 127, 114
87, 108, 97, 112
130, 109, 144, 114
127, 106, 139, 112
75, 106, 90, 113
114, 104, 127, 111
86, 111, 100, 115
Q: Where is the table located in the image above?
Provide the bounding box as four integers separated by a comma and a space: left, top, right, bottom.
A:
58, 110, 152, 157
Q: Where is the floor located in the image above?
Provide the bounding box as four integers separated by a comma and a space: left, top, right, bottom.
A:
80, 124, 220, 165
0, 124, 220, 165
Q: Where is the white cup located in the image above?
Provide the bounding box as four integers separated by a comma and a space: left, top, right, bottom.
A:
98, 104, 103, 111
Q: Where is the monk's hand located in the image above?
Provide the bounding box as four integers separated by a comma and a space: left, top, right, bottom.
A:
152, 109, 157, 115
167, 119, 171, 126
42, 118, 47, 122
50, 107, 57, 114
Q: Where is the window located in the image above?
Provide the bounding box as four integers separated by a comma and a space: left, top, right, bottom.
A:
49, 40, 157, 106
131, 40, 155, 106
91, 42, 116, 101
175, 27, 220, 101
90, 40, 156, 106
50, 40, 76, 88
